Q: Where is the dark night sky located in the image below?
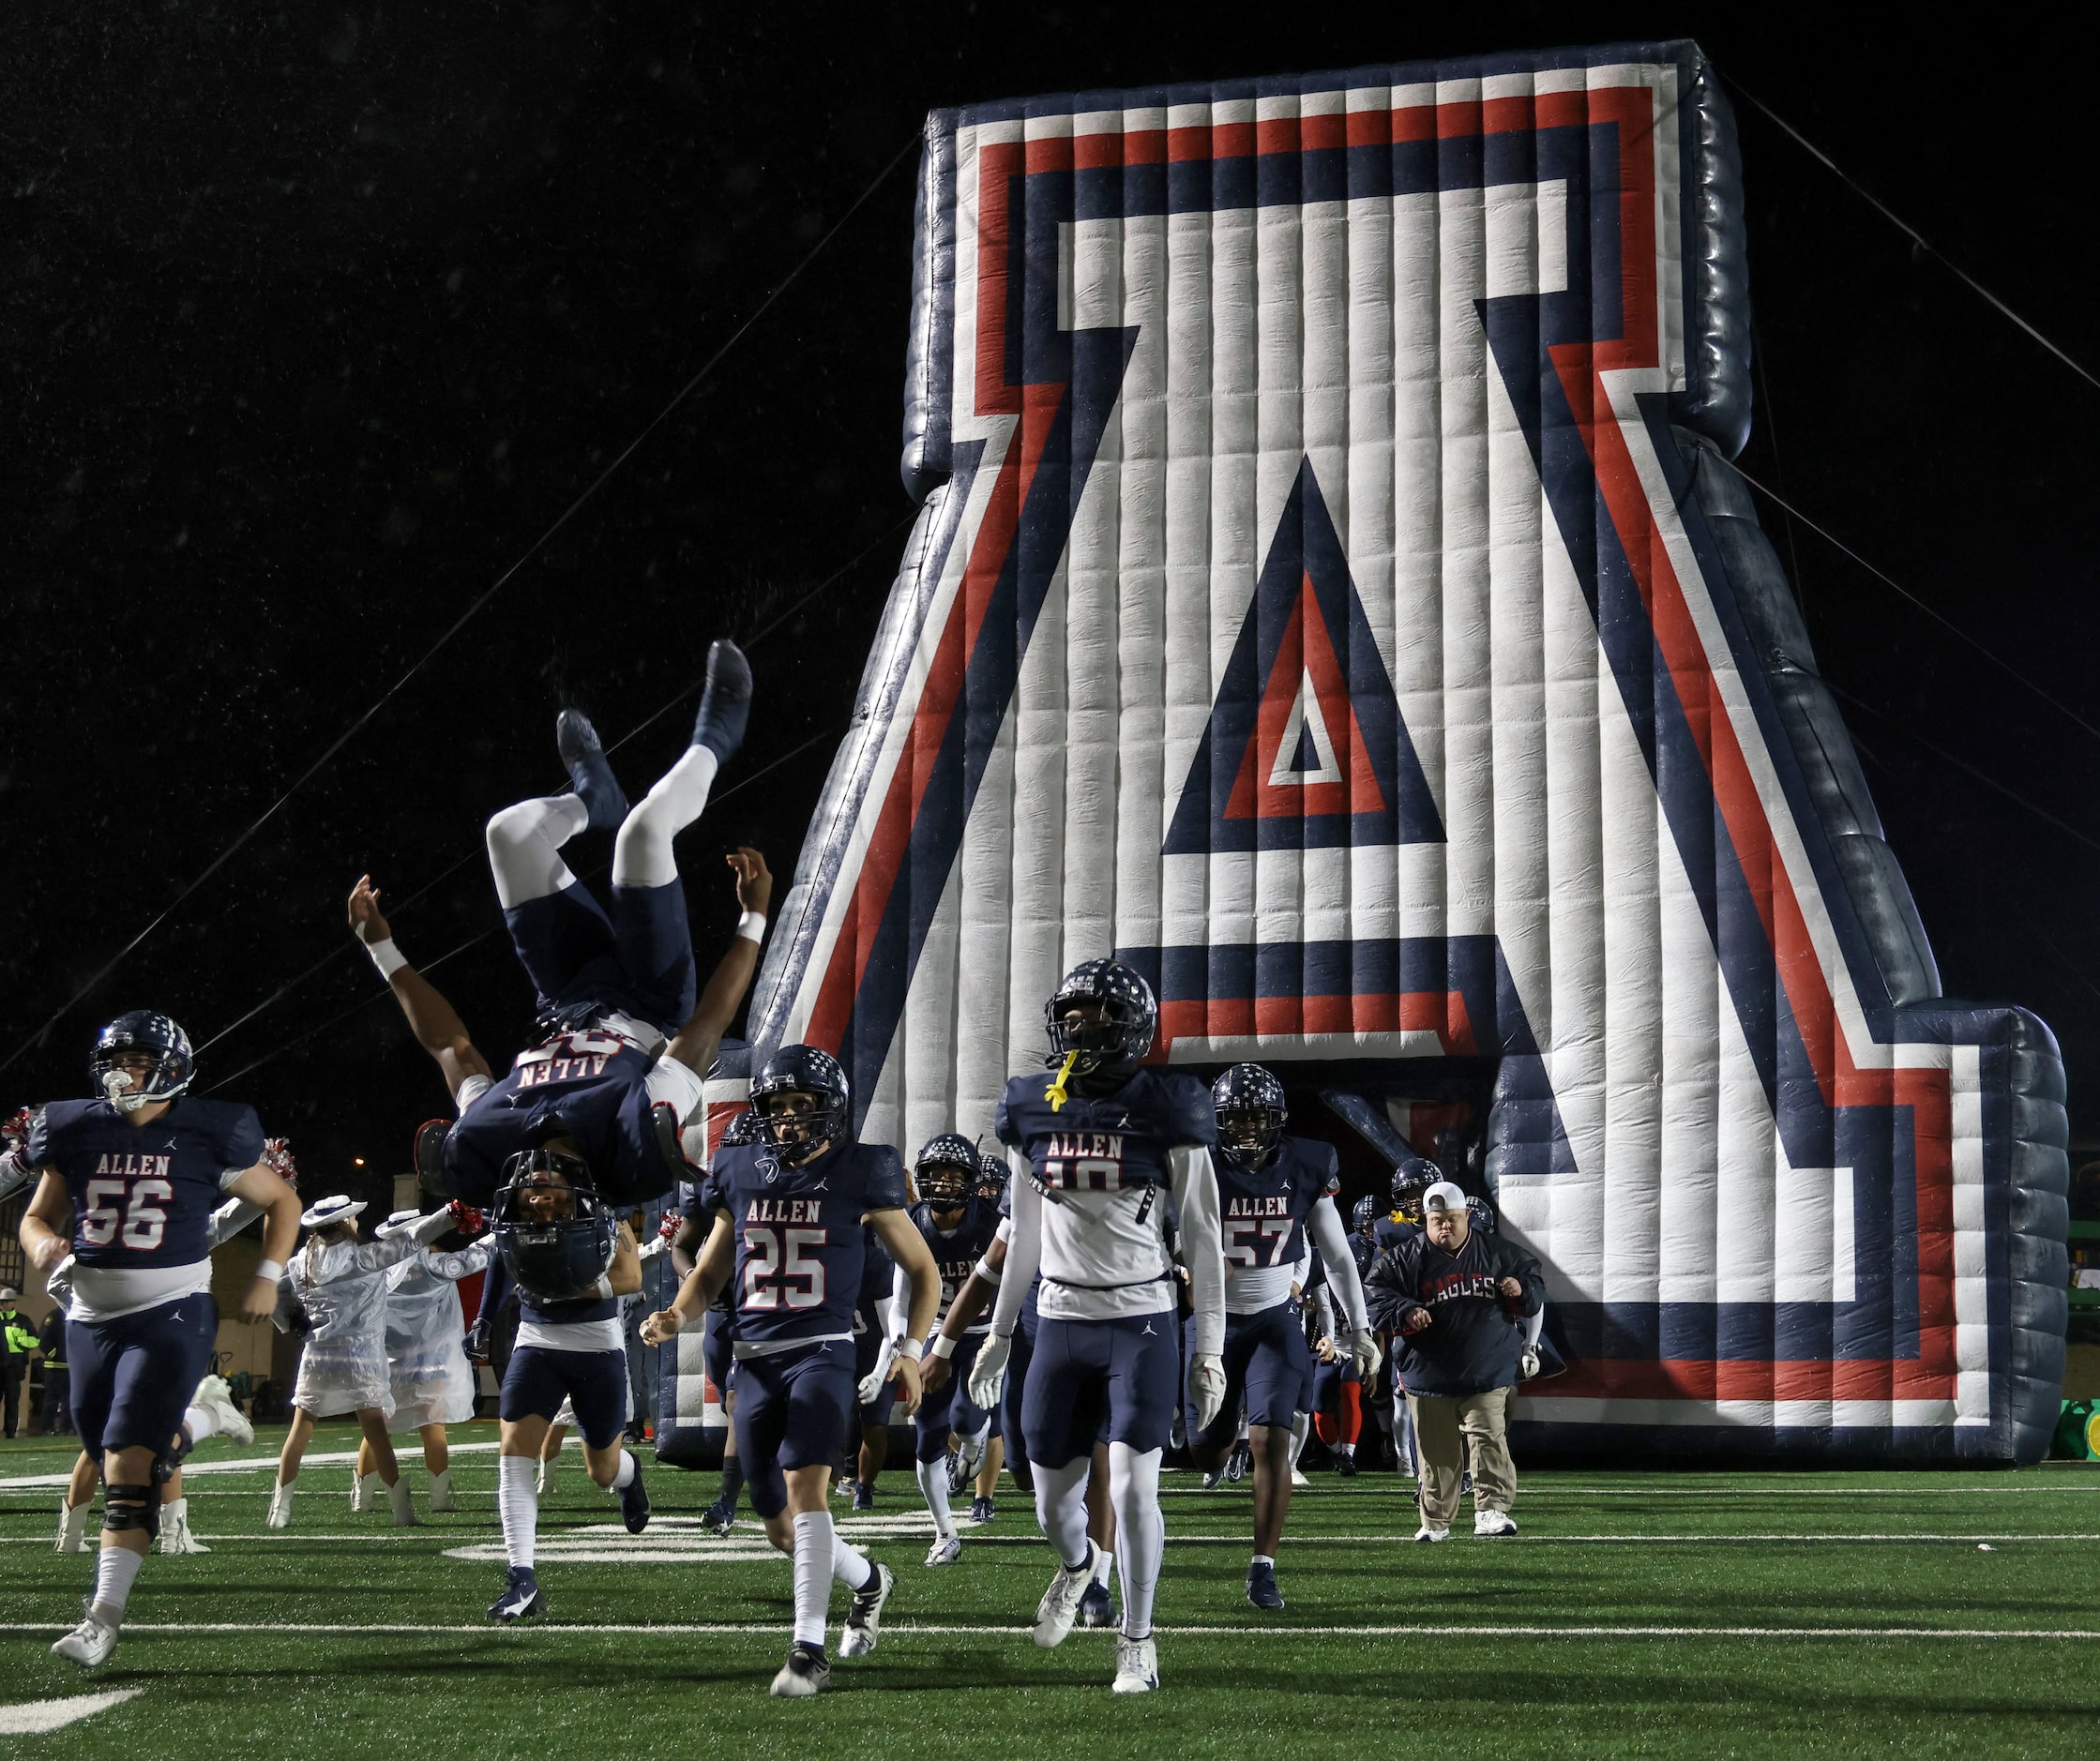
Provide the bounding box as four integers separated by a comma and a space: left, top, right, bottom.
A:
8, 5, 2099, 1211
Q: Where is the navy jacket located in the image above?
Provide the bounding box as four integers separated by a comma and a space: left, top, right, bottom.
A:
1364, 1228, 1544, 1398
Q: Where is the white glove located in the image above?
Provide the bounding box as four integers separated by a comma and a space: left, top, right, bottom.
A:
1189, 1353, 1227, 1434
969, 1332, 1013, 1410
1521, 1348, 1542, 1381
1350, 1329, 1382, 1379
855, 1338, 898, 1407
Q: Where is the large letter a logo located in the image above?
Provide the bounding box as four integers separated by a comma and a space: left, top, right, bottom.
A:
1163, 459, 1443, 854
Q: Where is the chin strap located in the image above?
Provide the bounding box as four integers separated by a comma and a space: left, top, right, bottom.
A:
1044, 1051, 1081, 1113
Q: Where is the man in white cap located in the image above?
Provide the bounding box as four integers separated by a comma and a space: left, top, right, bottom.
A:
269, 1193, 459, 1528
1363, 1181, 1543, 1543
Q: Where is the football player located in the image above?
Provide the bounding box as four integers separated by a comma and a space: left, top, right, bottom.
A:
1192, 1064, 1379, 1610
840, 1221, 897, 1510
673, 1107, 763, 1534
16, 1012, 302, 1667
880, 1134, 1004, 1563
642, 1046, 941, 1697
967, 960, 1226, 1694
484, 1151, 651, 1618
349, 639, 766, 1214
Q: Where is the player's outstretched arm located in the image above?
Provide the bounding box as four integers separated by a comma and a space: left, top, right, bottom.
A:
641, 1213, 732, 1344
223, 1158, 305, 1319
19, 1168, 72, 1277
867, 1205, 941, 1416
347, 875, 494, 1101
662, 849, 772, 1081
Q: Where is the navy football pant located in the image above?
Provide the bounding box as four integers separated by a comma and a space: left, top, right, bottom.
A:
68, 1294, 218, 1462
1021, 1313, 1179, 1469
1185, 1298, 1310, 1452
503, 877, 695, 1037
500, 1346, 629, 1450
733, 1341, 855, 1520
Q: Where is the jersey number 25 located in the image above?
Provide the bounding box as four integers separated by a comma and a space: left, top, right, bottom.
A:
743, 1226, 826, 1310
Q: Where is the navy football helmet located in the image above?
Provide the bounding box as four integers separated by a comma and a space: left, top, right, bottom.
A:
1391, 1157, 1435, 1223
719, 1107, 765, 1151
1212, 1063, 1288, 1169
749, 1045, 850, 1166
91, 1011, 193, 1114
915, 1134, 978, 1207
491, 1147, 618, 1302
1352, 1195, 1380, 1233
975, 1145, 1010, 1200
1466, 1194, 1497, 1235
1043, 959, 1157, 1074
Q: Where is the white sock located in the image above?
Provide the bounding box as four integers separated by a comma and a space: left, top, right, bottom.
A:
831, 1528, 874, 1592
183, 1404, 217, 1444
486, 795, 590, 909
612, 746, 720, 889
1031, 1456, 1092, 1571
498, 1455, 538, 1570
1106, 1441, 1164, 1641
1092, 1546, 1114, 1588
915, 1457, 956, 1540
1339, 1441, 1355, 1458
792, 1511, 836, 1648
1289, 1411, 1309, 1468
1235, 1413, 1250, 1442
90, 1544, 144, 1625
1252, 1552, 1276, 1568
612, 1450, 636, 1491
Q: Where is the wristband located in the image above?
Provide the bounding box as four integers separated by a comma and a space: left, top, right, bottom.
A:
735, 911, 767, 944
929, 1332, 958, 1362
365, 937, 408, 980
897, 1337, 925, 1362
254, 1259, 284, 1284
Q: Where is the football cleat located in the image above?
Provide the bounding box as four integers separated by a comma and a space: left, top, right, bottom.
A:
701, 1498, 737, 1537
1079, 1578, 1116, 1629
1202, 1467, 1225, 1490
265, 1481, 295, 1528
1413, 1524, 1450, 1543
1474, 1508, 1518, 1538
770, 1643, 830, 1697
159, 1497, 209, 1554
1111, 1634, 1160, 1694
948, 1429, 988, 1495
968, 1495, 996, 1525
1290, 1465, 1310, 1488
617, 1460, 651, 1535
838, 1561, 894, 1658
924, 1533, 963, 1568
193, 1374, 254, 1446
488, 1565, 545, 1621
1225, 1439, 1251, 1484
1033, 1541, 1098, 1648
555, 708, 629, 832
1335, 1452, 1359, 1479
692, 638, 754, 764
55, 1498, 90, 1554
1246, 1560, 1285, 1611
51, 1608, 119, 1668
852, 1481, 876, 1513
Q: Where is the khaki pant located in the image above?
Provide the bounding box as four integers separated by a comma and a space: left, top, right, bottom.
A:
1406, 1386, 1516, 1529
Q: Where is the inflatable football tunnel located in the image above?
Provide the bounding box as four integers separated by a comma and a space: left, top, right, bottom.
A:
740, 40, 2067, 1463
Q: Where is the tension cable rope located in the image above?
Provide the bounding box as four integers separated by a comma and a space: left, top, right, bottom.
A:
1723, 75, 2100, 394
2, 132, 919, 1077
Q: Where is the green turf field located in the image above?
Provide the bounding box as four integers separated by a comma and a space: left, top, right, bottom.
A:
4, 1423, 2099, 1757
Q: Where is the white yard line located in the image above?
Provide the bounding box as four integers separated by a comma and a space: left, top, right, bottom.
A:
0, 1688, 144, 1734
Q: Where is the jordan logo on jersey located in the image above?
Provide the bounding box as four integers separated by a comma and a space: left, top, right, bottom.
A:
92, 1151, 173, 1179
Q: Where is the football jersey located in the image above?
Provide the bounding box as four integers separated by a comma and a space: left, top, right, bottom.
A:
681, 1173, 733, 1319
1215, 1135, 1338, 1315
905, 1196, 1004, 1332
1374, 1214, 1421, 1255
446, 1027, 668, 1205
707, 1136, 908, 1353
995, 1065, 1217, 1324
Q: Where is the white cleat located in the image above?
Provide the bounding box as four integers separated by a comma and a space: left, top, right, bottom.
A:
52, 1611, 119, 1668
1033, 1540, 1098, 1649
194, 1373, 253, 1446
56, 1498, 91, 1554
1413, 1524, 1450, 1543
1473, 1508, 1518, 1538
924, 1533, 963, 1568
1290, 1466, 1311, 1487
427, 1468, 456, 1513
536, 1460, 557, 1498
349, 1471, 379, 1513
388, 1477, 421, 1528
159, 1497, 210, 1554
1111, 1633, 1160, 1694
838, 1561, 895, 1658
266, 1481, 296, 1529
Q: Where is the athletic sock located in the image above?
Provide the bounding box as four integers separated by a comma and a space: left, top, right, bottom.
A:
830, 1528, 874, 1592
1340, 1382, 1363, 1446
182, 1404, 218, 1444
1106, 1441, 1165, 1641
1093, 1546, 1114, 1588
1288, 1411, 1310, 1468
612, 746, 720, 889
498, 1455, 538, 1571
1252, 1553, 1276, 1569
612, 1450, 637, 1492
717, 1453, 745, 1513
791, 1511, 836, 1648
916, 1457, 956, 1540
1339, 1441, 1356, 1458
1031, 1456, 1092, 1571
90, 1544, 144, 1626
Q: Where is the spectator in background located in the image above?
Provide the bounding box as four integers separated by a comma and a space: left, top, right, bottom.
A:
1364, 1181, 1543, 1543
0, 1286, 34, 1437
38, 1303, 70, 1436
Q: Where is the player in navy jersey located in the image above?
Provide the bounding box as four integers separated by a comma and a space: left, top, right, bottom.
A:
17, 1012, 303, 1667
1193, 1064, 1380, 1610
968, 959, 1226, 1695
880, 1134, 1004, 1563
348, 640, 767, 1211
642, 1045, 939, 1697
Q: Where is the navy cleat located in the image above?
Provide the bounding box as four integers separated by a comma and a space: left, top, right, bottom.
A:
556, 709, 628, 832
617, 1459, 650, 1535
770, 1642, 830, 1697
852, 1480, 876, 1513
1079, 1578, 1116, 1629
968, 1495, 996, 1525
701, 1498, 737, 1537
1246, 1559, 1285, 1611
489, 1565, 545, 1622
1225, 1439, 1251, 1483
691, 639, 753, 764
838, 1560, 895, 1658
1335, 1452, 1359, 1478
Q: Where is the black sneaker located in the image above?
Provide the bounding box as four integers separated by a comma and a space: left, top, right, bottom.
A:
769, 1643, 830, 1697
1246, 1559, 1285, 1611
617, 1459, 650, 1535
852, 1480, 876, 1513
969, 1495, 996, 1524
1336, 1452, 1359, 1479
555, 709, 629, 831
489, 1565, 544, 1622
1079, 1578, 1116, 1628
701, 1498, 737, 1537
1225, 1439, 1252, 1483
838, 1561, 895, 1658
